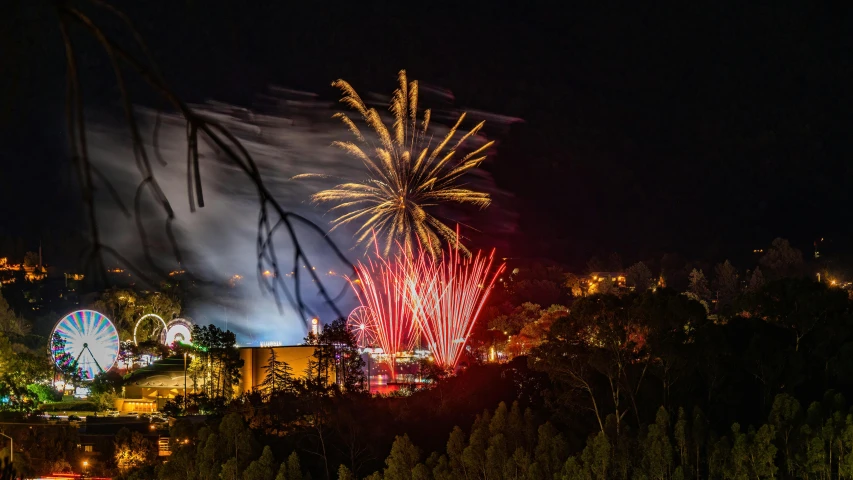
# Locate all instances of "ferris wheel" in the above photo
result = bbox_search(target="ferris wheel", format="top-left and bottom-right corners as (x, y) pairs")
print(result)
(346, 306), (378, 349)
(161, 318), (193, 346)
(133, 313), (168, 346)
(51, 310), (120, 381)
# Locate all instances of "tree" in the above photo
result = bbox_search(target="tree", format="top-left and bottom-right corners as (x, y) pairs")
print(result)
(626, 262), (653, 291)
(564, 273), (584, 297)
(90, 370), (123, 395)
(748, 424), (778, 479)
(638, 407), (673, 479)
(23, 251), (39, 267)
(532, 294), (649, 434)
(713, 260), (739, 310)
(769, 393), (800, 477)
(51, 332), (81, 386)
(260, 348), (294, 397)
(275, 452), (302, 480)
(0, 291), (28, 336)
(90, 288), (140, 340)
(243, 446), (277, 480)
(337, 464), (357, 480)
(760, 238), (804, 279)
(221, 458), (239, 480)
(191, 324), (244, 400)
(748, 267), (766, 292)
(688, 269), (710, 301)
(385, 434), (421, 480)
(114, 428), (154, 473)
(139, 291), (182, 322)
(596, 277), (618, 296)
(743, 277), (847, 352)
(317, 318), (367, 392)
(26, 383), (61, 403)
(489, 303), (542, 337)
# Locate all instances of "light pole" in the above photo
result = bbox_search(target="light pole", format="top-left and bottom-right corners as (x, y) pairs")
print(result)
(183, 352), (188, 413)
(0, 432), (11, 464)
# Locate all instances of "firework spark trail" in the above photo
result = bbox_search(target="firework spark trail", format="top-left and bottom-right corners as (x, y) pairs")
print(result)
(347, 235), (505, 370)
(296, 70), (494, 256)
(347, 252), (419, 358)
(409, 244), (505, 369)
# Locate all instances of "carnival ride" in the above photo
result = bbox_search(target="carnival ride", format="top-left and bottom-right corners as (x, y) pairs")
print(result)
(162, 318), (192, 345)
(51, 310), (120, 380)
(132, 313), (168, 345)
(346, 306), (378, 349)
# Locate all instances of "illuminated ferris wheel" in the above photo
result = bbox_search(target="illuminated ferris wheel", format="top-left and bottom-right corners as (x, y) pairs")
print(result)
(346, 306), (378, 349)
(51, 310), (120, 381)
(133, 313), (168, 346)
(161, 318), (193, 346)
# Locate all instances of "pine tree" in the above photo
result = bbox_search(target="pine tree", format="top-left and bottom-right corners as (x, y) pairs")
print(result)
(260, 348), (294, 396)
(748, 267), (766, 292)
(534, 422), (568, 479)
(688, 269), (710, 301)
(485, 433), (508, 480)
(640, 407), (673, 479)
(674, 407), (690, 473)
(768, 393), (800, 477)
(275, 452), (302, 480)
(748, 424), (778, 479)
(243, 446), (277, 480)
(691, 407), (707, 480)
(446, 426), (466, 478)
(385, 434), (420, 480)
(626, 262), (654, 291)
(507, 401), (525, 454)
(581, 432), (610, 480)
(221, 458), (238, 480)
(337, 464), (357, 480)
(713, 260), (739, 309)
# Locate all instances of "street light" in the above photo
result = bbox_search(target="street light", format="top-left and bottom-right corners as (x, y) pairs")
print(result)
(0, 432), (10, 464)
(183, 352), (188, 412)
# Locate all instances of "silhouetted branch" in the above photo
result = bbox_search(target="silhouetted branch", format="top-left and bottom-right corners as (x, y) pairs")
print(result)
(55, 1), (353, 326)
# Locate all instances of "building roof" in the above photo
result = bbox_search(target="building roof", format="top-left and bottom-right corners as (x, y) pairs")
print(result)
(123, 357), (187, 389)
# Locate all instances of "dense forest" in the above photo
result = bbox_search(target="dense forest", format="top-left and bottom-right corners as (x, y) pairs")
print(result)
(115, 254), (853, 479)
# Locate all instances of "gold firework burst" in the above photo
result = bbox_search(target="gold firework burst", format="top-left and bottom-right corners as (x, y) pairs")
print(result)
(296, 70), (493, 256)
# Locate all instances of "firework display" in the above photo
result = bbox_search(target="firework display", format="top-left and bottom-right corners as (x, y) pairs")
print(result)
(348, 253), (419, 359)
(296, 70), (494, 256)
(409, 246), (505, 369)
(162, 318), (193, 345)
(348, 239), (505, 370)
(347, 306), (379, 349)
(51, 310), (120, 381)
(133, 313), (168, 345)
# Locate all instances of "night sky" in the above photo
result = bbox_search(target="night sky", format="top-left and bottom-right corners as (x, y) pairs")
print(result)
(3, 1), (853, 270)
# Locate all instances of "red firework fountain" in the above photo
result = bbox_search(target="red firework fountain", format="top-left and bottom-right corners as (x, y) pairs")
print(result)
(348, 240), (505, 373)
(410, 246), (505, 369)
(347, 254), (418, 359)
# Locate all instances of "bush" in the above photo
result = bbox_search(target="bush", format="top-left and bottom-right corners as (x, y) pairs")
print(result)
(27, 384), (62, 403)
(40, 401), (97, 412)
(90, 391), (117, 412)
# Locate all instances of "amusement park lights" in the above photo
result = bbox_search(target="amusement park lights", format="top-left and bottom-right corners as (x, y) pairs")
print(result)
(347, 238), (505, 370)
(51, 310), (120, 380)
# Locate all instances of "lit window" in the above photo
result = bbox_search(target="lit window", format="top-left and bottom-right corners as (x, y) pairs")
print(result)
(84, 445), (93, 452)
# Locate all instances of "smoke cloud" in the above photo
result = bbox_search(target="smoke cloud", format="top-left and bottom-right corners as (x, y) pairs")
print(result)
(87, 86), (518, 344)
